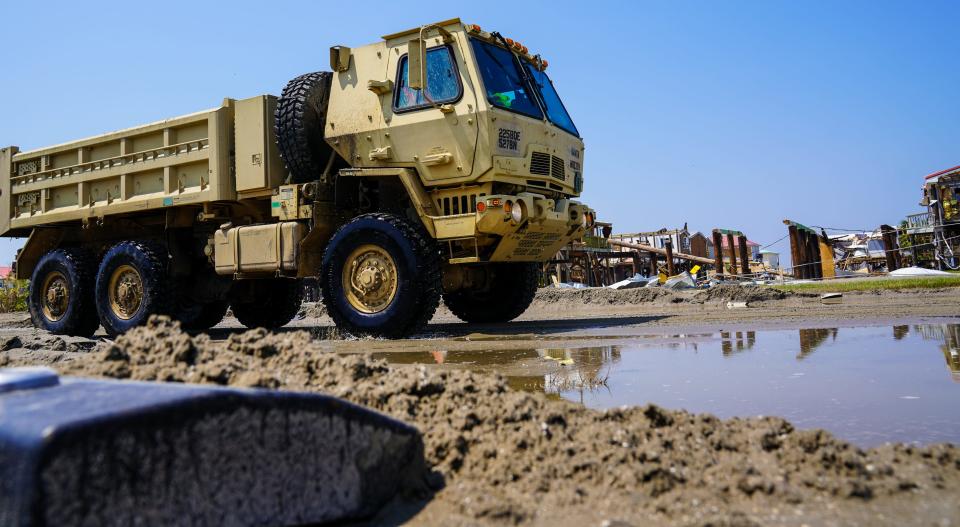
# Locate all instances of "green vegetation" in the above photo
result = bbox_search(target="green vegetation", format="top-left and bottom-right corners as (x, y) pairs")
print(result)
(773, 275), (960, 293)
(0, 280), (29, 313)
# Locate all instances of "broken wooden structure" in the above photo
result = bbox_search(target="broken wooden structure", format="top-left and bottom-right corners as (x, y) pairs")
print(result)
(783, 220), (836, 279)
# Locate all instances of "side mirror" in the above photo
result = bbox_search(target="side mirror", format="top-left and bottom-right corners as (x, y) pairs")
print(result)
(407, 38), (426, 90)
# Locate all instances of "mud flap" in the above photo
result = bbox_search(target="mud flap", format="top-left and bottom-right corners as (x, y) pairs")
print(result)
(0, 367), (426, 526)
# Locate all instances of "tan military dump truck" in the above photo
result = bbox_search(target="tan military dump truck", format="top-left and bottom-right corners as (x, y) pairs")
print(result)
(0, 18), (594, 338)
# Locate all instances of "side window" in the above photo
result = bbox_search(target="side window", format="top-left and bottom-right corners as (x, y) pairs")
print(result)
(395, 46), (462, 111)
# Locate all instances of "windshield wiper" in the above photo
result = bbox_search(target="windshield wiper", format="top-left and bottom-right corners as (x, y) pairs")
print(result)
(489, 32), (548, 119)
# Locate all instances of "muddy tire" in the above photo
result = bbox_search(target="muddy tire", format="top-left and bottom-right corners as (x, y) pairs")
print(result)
(229, 278), (303, 329)
(275, 71), (336, 183)
(443, 263), (539, 323)
(95, 241), (171, 337)
(320, 213), (441, 338)
(29, 248), (100, 337)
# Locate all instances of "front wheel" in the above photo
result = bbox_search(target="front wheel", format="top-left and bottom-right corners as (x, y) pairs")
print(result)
(320, 213), (441, 338)
(95, 241), (171, 337)
(443, 263), (539, 323)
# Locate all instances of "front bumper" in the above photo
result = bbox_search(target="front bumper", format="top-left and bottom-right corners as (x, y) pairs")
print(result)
(432, 192), (594, 262)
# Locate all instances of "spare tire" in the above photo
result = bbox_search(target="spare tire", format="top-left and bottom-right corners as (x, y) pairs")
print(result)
(275, 71), (337, 183)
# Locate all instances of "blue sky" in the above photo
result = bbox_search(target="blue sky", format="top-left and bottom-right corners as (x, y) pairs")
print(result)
(1, 0), (957, 265)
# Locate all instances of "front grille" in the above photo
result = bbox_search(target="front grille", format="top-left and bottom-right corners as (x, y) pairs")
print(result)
(437, 193), (480, 215)
(530, 152), (566, 182)
(551, 155), (565, 180)
(530, 152), (551, 176)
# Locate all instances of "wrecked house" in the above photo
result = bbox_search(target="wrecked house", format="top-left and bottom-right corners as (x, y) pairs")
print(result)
(904, 164), (960, 270)
(831, 232), (887, 272)
(609, 226), (692, 254)
(550, 221), (626, 287)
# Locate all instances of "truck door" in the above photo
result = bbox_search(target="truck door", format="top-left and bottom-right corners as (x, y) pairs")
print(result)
(382, 34), (479, 184)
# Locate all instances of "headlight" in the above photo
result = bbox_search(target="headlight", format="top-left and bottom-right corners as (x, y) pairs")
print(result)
(511, 201), (524, 223)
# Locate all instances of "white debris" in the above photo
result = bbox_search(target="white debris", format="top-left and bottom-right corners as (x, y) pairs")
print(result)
(663, 272), (696, 290)
(889, 266), (953, 277)
(608, 274), (653, 290)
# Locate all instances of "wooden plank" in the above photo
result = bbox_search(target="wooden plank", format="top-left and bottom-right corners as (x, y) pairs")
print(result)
(607, 238), (714, 265)
(712, 229), (724, 277)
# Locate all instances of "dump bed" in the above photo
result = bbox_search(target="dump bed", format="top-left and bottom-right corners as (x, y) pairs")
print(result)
(0, 95), (285, 237)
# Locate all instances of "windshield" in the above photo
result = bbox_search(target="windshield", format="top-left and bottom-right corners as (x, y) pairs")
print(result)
(524, 64), (579, 137)
(470, 38), (543, 120)
(470, 38), (579, 137)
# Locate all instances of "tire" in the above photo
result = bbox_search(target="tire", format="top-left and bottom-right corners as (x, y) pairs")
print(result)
(29, 248), (100, 337)
(443, 263), (539, 323)
(229, 279), (303, 329)
(176, 299), (230, 331)
(95, 241), (171, 337)
(173, 270), (230, 331)
(320, 213), (441, 338)
(275, 71), (336, 183)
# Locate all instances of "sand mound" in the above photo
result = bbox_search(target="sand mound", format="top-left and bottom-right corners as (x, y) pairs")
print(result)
(44, 316), (959, 525)
(693, 284), (799, 303)
(535, 287), (678, 305)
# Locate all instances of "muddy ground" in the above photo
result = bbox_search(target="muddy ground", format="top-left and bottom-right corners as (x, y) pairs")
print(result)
(2, 286), (960, 526)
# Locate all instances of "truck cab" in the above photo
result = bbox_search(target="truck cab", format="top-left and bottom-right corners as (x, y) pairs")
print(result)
(323, 19), (591, 264)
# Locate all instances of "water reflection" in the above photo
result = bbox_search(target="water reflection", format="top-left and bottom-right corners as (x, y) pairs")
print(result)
(893, 325), (909, 340)
(797, 328), (838, 360)
(542, 347), (620, 402)
(372, 346), (621, 395)
(365, 323), (960, 445)
(373, 325), (960, 395)
(720, 331), (756, 356)
(906, 324), (960, 382)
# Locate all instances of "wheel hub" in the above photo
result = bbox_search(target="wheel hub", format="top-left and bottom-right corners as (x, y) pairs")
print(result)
(342, 245), (398, 314)
(41, 271), (69, 322)
(108, 264), (144, 320)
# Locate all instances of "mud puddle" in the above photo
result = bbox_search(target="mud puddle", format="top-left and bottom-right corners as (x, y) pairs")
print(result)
(361, 323), (960, 447)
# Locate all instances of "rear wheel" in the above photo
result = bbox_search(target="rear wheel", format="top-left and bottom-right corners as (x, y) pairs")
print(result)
(443, 263), (539, 323)
(229, 279), (303, 329)
(173, 269), (231, 331)
(320, 213), (441, 338)
(176, 299), (230, 331)
(95, 241), (171, 337)
(29, 248), (100, 337)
